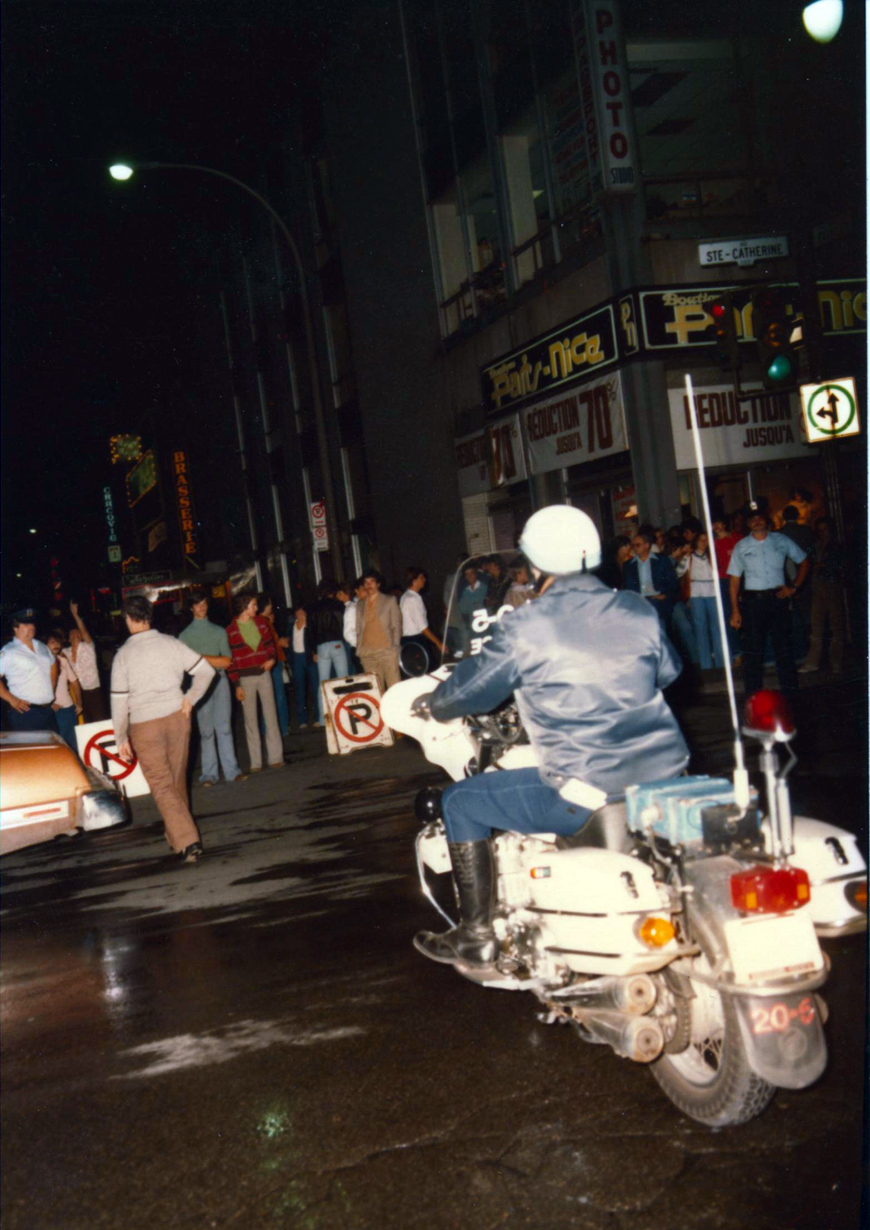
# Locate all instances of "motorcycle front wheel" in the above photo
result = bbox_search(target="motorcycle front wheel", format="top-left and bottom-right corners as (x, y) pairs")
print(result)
(651, 955), (776, 1127)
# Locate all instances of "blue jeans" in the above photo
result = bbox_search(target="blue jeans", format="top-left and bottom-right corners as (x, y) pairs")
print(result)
(316, 641), (350, 722)
(669, 601), (699, 665)
(195, 673), (242, 783)
(292, 653), (320, 726)
(55, 705), (79, 752)
(271, 664), (290, 737)
(689, 596), (725, 669)
(7, 704), (58, 733)
(442, 767), (592, 843)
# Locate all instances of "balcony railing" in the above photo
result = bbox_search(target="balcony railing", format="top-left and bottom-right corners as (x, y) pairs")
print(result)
(438, 201), (603, 339)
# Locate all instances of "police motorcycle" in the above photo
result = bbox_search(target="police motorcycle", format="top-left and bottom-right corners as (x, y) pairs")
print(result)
(383, 433), (866, 1127)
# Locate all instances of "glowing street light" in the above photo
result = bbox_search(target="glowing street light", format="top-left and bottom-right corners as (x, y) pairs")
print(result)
(108, 163), (134, 181)
(802, 0), (843, 42)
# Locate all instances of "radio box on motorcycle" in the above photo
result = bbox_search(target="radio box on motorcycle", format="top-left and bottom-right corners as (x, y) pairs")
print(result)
(626, 776), (756, 848)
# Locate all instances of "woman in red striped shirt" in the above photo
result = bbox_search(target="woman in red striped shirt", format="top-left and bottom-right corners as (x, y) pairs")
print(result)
(227, 593), (284, 772)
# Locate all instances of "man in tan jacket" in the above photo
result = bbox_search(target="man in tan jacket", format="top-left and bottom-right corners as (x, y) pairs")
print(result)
(355, 570), (401, 692)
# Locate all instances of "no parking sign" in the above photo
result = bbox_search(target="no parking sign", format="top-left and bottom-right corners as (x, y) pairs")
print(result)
(323, 674), (394, 755)
(75, 721), (152, 798)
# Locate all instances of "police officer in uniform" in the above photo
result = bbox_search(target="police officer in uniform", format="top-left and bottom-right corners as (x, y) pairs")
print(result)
(0, 608), (59, 733)
(411, 506), (689, 969)
(727, 500), (808, 701)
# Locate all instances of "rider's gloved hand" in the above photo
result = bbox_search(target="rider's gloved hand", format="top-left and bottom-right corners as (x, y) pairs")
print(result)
(411, 693), (434, 721)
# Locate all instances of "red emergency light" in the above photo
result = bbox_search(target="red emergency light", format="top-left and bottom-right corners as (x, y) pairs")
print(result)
(731, 864), (810, 915)
(743, 690), (795, 736)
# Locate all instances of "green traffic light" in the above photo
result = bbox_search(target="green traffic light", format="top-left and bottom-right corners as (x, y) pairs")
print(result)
(767, 354), (794, 383)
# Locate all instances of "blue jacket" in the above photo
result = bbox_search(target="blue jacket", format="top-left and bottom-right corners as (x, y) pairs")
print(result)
(622, 553), (680, 615)
(430, 572), (689, 796)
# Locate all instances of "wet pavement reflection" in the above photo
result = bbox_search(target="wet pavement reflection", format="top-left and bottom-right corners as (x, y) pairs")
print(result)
(1, 686), (866, 1230)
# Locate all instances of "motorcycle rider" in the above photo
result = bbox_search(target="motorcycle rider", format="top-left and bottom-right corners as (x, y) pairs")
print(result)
(411, 505), (689, 968)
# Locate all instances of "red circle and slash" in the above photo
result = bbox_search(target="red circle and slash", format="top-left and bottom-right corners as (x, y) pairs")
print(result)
(83, 729), (138, 780)
(333, 693), (385, 744)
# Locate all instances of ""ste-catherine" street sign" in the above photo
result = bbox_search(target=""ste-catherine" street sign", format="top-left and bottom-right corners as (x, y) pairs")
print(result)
(698, 236), (788, 268)
(800, 378), (860, 443)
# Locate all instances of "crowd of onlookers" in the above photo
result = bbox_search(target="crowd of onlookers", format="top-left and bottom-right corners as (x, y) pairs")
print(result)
(1, 493), (850, 778)
(0, 499), (849, 868)
(593, 495), (846, 698)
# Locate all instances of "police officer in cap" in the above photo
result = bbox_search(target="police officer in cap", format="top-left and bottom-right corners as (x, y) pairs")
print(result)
(727, 498), (808, 701)
(0, 608), (59, 732)
(411, 506), (689, 969)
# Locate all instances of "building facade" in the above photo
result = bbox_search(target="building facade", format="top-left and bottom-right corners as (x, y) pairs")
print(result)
(318, 0), (864, 593)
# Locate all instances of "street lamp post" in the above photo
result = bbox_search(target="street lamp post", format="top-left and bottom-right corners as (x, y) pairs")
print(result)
(108, 161), (343, 580)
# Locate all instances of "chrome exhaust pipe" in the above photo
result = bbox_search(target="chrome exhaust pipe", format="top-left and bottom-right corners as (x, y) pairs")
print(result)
(571, 1010), (665, 1062)
(549, 974), (657, 1016)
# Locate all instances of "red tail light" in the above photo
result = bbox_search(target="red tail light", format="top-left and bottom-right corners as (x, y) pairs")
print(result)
(744, 690), (795, 736)
(731, 864), (811, 914)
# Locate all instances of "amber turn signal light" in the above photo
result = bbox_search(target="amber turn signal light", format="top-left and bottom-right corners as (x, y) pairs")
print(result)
(637, 916), (676, 948)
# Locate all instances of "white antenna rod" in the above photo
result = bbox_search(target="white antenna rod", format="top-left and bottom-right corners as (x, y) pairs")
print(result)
(684, 373), (751, 809)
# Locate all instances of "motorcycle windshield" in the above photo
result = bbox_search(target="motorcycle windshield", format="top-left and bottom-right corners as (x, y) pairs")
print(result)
(444, 554), (522, 662)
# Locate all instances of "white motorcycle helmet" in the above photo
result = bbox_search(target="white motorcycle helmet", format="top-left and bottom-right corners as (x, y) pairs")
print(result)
(519, 505), (602, 574)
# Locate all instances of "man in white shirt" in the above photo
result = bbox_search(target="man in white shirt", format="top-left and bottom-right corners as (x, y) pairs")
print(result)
(728, 502), (808, 700)
(111, 595), (215, 864)
(400, 568), (444, 668)
(0, 608), (59, 733)
(65, 601), (107, 722)
(342, 577), (366, 673)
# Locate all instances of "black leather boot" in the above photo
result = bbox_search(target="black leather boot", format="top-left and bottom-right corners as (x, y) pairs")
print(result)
(414, 841), (498, 967)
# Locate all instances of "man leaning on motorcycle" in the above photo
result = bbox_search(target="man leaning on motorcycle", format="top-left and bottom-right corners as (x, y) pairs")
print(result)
(411, 506), (690, 969)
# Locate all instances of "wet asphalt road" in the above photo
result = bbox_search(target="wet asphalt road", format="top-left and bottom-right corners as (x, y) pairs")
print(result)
(1, 674), (867, 1230)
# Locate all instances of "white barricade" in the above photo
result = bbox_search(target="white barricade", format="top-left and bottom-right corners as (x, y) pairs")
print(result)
(322, 673), (394, 755)
(75, 720), (151, 798)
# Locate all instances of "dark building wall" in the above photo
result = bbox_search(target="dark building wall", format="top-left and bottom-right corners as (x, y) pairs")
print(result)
(321, 2), (466, 590)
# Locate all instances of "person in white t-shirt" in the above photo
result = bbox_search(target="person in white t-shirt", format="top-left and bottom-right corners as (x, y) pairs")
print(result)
(65, 601), (107, 722)
(342, 577), (366, 673)
(400, 568), (444, 667)
(290, 606), (319, 729)
(47, 629), (83, 752)
(686, 533), (724, 670)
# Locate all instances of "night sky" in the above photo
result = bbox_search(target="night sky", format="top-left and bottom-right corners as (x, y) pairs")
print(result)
(1, 1), (330, 605)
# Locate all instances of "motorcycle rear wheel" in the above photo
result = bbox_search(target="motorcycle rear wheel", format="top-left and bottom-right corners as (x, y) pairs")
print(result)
(651, 956), (776, 1127)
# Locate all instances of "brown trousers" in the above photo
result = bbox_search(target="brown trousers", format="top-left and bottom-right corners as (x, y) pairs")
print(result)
(129, 708), (200, 852)
(358, 648), (400, 694)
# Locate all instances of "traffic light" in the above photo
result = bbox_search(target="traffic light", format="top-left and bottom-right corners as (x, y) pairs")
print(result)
(702, 292), (739, 371)
(751, 286), (799, 389)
